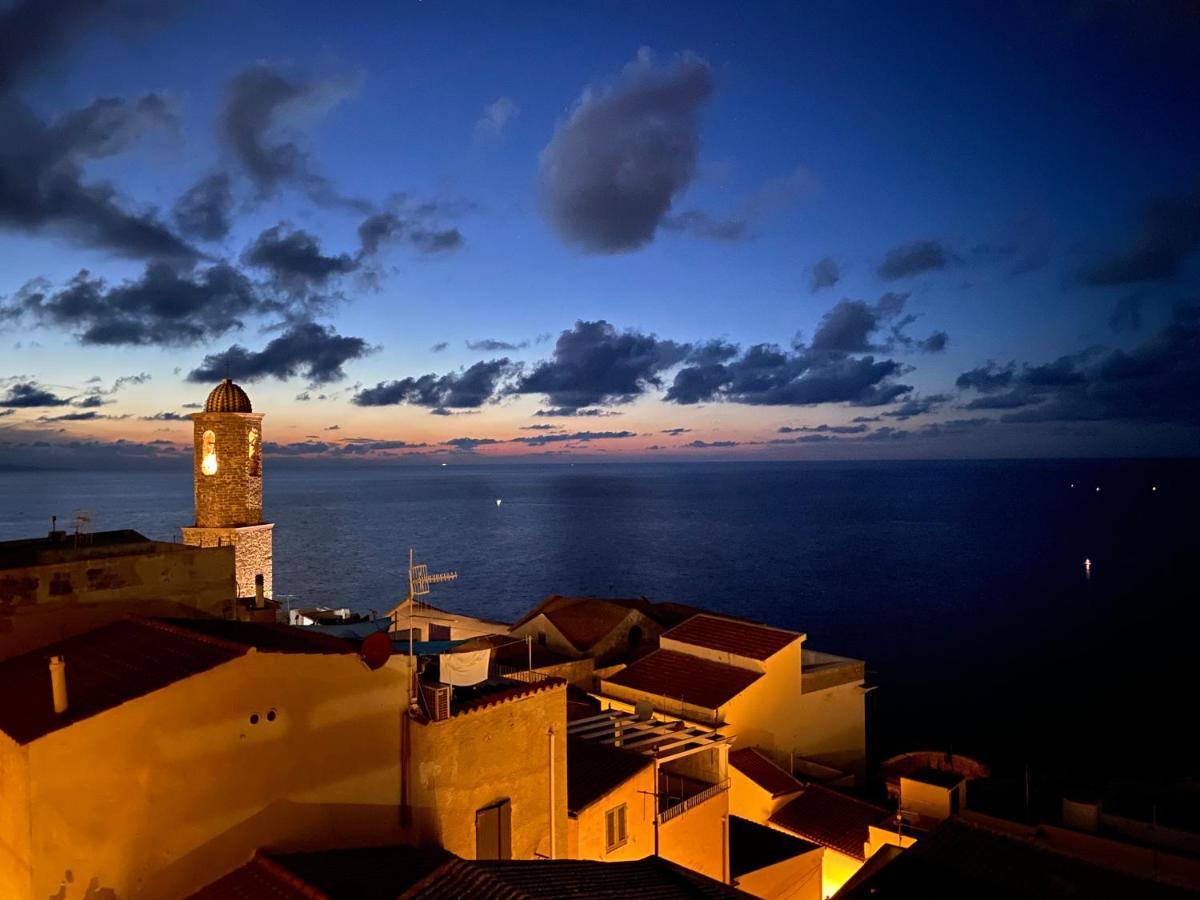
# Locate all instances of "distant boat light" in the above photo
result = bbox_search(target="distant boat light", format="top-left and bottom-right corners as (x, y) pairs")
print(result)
(1084, 558), (1092, 578)
(496, 498), (502, 506)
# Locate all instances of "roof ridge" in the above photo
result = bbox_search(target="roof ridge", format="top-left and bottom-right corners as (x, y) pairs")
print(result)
(132, 616), (252, 654)
(670, 612), (802, 637)
(253, 852), (331, 900)
(801, 781), (889, 814)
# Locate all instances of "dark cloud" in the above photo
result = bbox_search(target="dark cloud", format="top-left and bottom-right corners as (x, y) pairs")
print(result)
(1082, 192), (1200, 285)
(959, 308), (1200, 424)
(219, 63), (362, 207)
(443, 436), (503, 451)
(810, 256), (840, 292)
(141, 411), (187, 420)
(1, 382), (70, 408)
(466, 338), (527, 352)
(684, 439), (739, 448)
(539, 49), (713, 253)
(40, 410), (122, 422)
(882, 394), (950, 420)
(430, 341), (449, 353)
(956, 362), (1016, 393)
(0, 94), (196, 260)
(877, 240), (950, 280)
(242, 223), (357, 290)
(811, 295), (904, 353)
(521, 424), (559, 431)
(187, 321), (370, 384)
(661, 427), (691, 435)
(532, 407), (623, 418)
(356, 211), (462, 256)
(172, 173), (234, 241)
(514, 320), (689, 412)
(354, 359), (513, 409)
(5, 262), (272, 346)
(510, 430), (636, 447)
(777, 424), (869, 435)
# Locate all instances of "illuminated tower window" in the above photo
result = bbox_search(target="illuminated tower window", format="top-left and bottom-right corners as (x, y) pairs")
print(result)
(248, 429), (261, 477)
(201, 430), (218, 475)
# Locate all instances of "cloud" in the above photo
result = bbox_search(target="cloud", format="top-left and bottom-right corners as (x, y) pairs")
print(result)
(172, 173), (234, 241)
(532, 407), (623, 417)
(0, 382), (70, 408)
(877, 240), (951, 280)
(661, 427), (691, 435)
(141, 411), (187, 420)
(509, 429), (636, 447)
(956, 362), (1015, 393)
(242, 223), (357, 290)
(219, 63), (361, 206)
(881, 394), (950, 420)
(356, 211), (463, 256)
(39, 410), (124, 422)
(430, 341), (449, 352)
(466, 338), (528, 352)
(684, 439), (739, 448)
(539, 49), (713, 253)
(0, 94), (197, 261)
(514, 319), (690, 412)
(187, 321), (371, 384)
(811, 295), (904, 353)
(663, 166), (817, 244)
(521, 424), (559, 431)
(443, 436), (503, 451)
(474, 96), (519, 142)
(5, 262), (274, 346)
(810, 256), (840, 292)
(958, 307), (1200, 424)
(1081, 191), (1200, 285)
(353, 358), (514, 409)
(777, 423), (869, 435)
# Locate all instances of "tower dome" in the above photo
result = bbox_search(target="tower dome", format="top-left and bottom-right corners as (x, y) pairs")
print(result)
(204, 378), (252, 413)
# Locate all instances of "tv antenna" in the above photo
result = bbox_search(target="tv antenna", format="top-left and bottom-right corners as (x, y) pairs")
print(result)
(401, 548), (458, 658)
(72, 509), (94, 547)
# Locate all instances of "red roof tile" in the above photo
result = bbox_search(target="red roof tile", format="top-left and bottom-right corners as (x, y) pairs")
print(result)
(662, 614), (800, 660)
(730, 747), (804, 797)
(0, 618), (246, 745)
(603, 649), (762, 710)
(768, 784), (889, 860)
(567, 734), (653, 813)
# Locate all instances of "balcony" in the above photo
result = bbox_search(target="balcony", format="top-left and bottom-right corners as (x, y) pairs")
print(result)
(658, 777), (730, 824)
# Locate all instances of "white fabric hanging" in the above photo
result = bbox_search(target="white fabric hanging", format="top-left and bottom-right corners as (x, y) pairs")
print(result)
(438, 648), (491, 686)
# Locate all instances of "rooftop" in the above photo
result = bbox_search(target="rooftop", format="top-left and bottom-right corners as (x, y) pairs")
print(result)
(835, 817), (1198, 899)
(0, 617), (359, 745)
(904, 766), (965, 790)
(204, 377), (252, 413)
(662, 614), (801, 661)
(515, 595), (655, 651)
(768, 784), (890, 861)
(567, 734), (653, 813)
(729, 747), (804, 798)
(729, 815), (820, 879)
(567, 708), (729, 762)
(191, 846), (752, 899)
(0, 528), (184, 571)
(603, 648), (763, 710)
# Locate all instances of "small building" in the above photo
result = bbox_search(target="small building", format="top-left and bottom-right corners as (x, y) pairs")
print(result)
(565, 734), (656, 862)
(599, 613), (868, 782)
(509, 595), (674, 666)
(389, 596), (511, 642)
(191, 845), (754, 898)
(834, 816), (1198, 899)
(729, 746), (804, 823)
(0, 528), (235, 661)
(768, 783), (890, 898)
(729, 815), (824, 900)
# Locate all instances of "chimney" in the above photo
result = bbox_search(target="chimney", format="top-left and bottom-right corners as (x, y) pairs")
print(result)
(255, 573), (264, 608)
(49, 656), (68, 714)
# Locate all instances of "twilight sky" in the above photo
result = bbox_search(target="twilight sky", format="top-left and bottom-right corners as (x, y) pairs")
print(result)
(1, 0), (1198, 467)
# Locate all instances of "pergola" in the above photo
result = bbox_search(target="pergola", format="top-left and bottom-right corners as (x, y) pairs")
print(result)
(567, 708), (731, 765)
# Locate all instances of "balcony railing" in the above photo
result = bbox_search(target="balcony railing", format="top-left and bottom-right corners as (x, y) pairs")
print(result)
(657, 779), (729, 824)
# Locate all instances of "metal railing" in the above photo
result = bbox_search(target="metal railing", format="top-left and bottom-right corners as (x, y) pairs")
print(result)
(657, 779), (729, 824)
(494, 664), (554, 683)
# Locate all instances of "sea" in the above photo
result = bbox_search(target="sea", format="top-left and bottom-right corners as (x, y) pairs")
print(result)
(3, 458), (1196, 795)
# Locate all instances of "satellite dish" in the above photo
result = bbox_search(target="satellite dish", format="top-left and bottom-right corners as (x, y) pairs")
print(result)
(360, 630), (393, 671)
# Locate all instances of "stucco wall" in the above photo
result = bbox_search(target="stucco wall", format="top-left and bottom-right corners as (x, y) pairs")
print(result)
(789, 681), (866, 780)
(572, 762), (655, 862)
(25, 650), (412, 899)
(408, 683), (567, 862)
(0, 544), (235, 661)
(734, 845), (824, 900)
(658, 790), (729, 883)
(821, 848), (863, 898)
(0, 735), (30, 900)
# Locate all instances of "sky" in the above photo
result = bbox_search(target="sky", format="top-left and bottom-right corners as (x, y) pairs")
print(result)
(1, 0), (1198, 467)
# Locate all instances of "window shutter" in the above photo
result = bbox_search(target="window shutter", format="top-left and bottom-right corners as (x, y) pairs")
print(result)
(499, 799), (512, 860)
(606, 810), (615, 849)
(476, 804), (500, 860)
(618, 804), (627, 843)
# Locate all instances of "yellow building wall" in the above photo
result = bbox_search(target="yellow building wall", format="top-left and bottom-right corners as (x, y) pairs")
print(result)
(820, 848), (863, 899)
(729, 765), (795, 825)
(734, 845), (824, 900)
(24, 650), (413, 899)
(0, 544), (235, 661)
(658, 791), (729, 883)
(571, 763), (655, 862)
(790, 682), (867, 780)
(408, 683), (567, 862)
(898, 777), (961, 821)
(0, 735), (31, 900)
(510, 614), (578, 659)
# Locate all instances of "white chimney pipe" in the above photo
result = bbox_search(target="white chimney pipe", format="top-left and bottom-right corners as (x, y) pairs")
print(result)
(49, 655), (68, 714)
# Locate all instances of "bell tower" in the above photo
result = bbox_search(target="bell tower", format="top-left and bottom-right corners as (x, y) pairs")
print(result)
(181, 379), (274, 600)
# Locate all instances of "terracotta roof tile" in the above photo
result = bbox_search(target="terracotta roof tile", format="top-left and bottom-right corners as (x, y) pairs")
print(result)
(0, 618), (246, 745)
(662, 614), (800, 660)
(603, 649), (762, 710)
(567, 734), (653, 813)
(730, 747), (804, 797)
(768, 784), (890, 860)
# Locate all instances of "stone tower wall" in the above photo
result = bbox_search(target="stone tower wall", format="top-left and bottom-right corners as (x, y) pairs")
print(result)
(192, 412), (264, 528)
(181, 523), (274, 599)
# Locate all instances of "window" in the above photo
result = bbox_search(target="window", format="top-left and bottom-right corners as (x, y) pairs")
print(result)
(537, 629), (547, 646)
(605, 803), (628, 853)
(248, 429), (261, 476)
(475, 799), (512, 860)
(628, 625), (643, 650)
(429, 622), (452, 641)
(201, 430), (218, 475)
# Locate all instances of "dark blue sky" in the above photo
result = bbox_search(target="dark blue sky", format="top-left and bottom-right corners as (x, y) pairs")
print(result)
(1, 0), (1197, 466)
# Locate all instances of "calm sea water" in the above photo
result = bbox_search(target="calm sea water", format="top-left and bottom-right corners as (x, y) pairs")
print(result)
(3, 459), (1196, 786)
